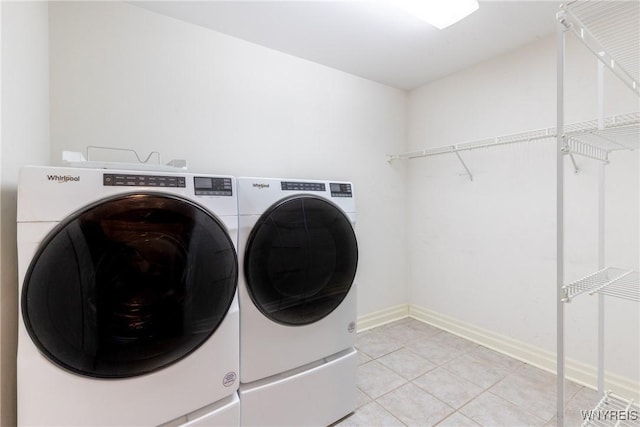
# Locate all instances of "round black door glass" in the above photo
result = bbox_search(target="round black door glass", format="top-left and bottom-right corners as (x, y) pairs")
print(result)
(22, 193), (238, 379)
(244, 196), (358, 326)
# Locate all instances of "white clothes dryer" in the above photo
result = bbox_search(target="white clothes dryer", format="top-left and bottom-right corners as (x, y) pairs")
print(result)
(237, 177), (358, 427)
(17, 165), (240, 427)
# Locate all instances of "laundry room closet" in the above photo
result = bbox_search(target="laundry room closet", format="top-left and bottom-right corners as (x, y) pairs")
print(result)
(1, 1), (638, 426)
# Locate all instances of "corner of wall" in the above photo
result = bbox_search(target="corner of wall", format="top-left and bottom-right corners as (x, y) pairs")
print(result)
(1, 2), (50, 425)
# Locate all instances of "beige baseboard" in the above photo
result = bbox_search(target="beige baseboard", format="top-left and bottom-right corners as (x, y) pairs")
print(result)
(356, 304), (408, 332)
(357, 304), (639, 401)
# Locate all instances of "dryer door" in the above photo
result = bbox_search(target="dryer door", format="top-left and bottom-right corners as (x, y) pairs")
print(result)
(21, 193), (237, 379)
(244, 196), (358, 326)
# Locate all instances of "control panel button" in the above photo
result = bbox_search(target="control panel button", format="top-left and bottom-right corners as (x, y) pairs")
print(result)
(281, 181), (326, 192)
(103, 173), (187, 188)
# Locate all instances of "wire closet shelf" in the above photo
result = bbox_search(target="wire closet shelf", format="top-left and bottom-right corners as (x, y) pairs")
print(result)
(558, 0), (640, 96)
(563, 268), (640, 303)
(557, 1), (640, 427)
(386, 111), (639, 164)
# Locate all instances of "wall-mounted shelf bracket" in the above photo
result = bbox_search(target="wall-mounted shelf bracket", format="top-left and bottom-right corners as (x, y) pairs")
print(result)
(561, 139), (581, 174)
(452, 146), (473, 181)
(567, 151), (579, 174)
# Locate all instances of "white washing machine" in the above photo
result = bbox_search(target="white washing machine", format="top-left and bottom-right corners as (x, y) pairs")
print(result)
(237, 177), (359, 427)
(17, 165), (240, 427)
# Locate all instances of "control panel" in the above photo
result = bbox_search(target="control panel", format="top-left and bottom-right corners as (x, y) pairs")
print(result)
(102, 173), (233, 196)
(103, 173), (186, 188)
(330, 183), (353, 198)
(281, 181), (326, 192)
(193, 177), (233, 196)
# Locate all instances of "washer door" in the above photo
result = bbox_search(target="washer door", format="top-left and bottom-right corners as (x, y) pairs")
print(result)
(244, 196), (358, 326)
(22, 193), (238, 379)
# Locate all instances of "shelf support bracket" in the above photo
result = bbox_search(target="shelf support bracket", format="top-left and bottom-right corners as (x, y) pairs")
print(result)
(560, 138), (580, 174)
(567, 151), (580, 174)
(452, 146), (473, 181)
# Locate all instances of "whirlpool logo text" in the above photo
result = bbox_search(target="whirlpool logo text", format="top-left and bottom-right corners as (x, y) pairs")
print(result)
(47, 175), (80, 183)
(252, 183), (270, 189)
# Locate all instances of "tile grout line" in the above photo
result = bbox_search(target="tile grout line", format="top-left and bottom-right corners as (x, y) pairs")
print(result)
(362, 339), (471, 426)
(354, 319), (590, 427)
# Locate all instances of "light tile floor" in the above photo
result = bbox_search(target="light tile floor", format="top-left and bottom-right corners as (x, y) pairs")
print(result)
(335, 317), (601, 427)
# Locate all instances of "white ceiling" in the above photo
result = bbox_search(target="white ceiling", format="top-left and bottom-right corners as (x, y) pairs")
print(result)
(131, 1), (563, 90)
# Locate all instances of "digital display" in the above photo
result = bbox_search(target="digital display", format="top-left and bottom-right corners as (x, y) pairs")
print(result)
(194, 177), (213, 189)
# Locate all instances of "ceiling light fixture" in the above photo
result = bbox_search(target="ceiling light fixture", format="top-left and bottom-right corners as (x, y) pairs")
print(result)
(391, 0), (480, 29)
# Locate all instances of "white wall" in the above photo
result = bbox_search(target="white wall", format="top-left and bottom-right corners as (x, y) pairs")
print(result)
(407, 34), (639, 386)
(0, 2), (51, 425)
(48, 2), (408, 319)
